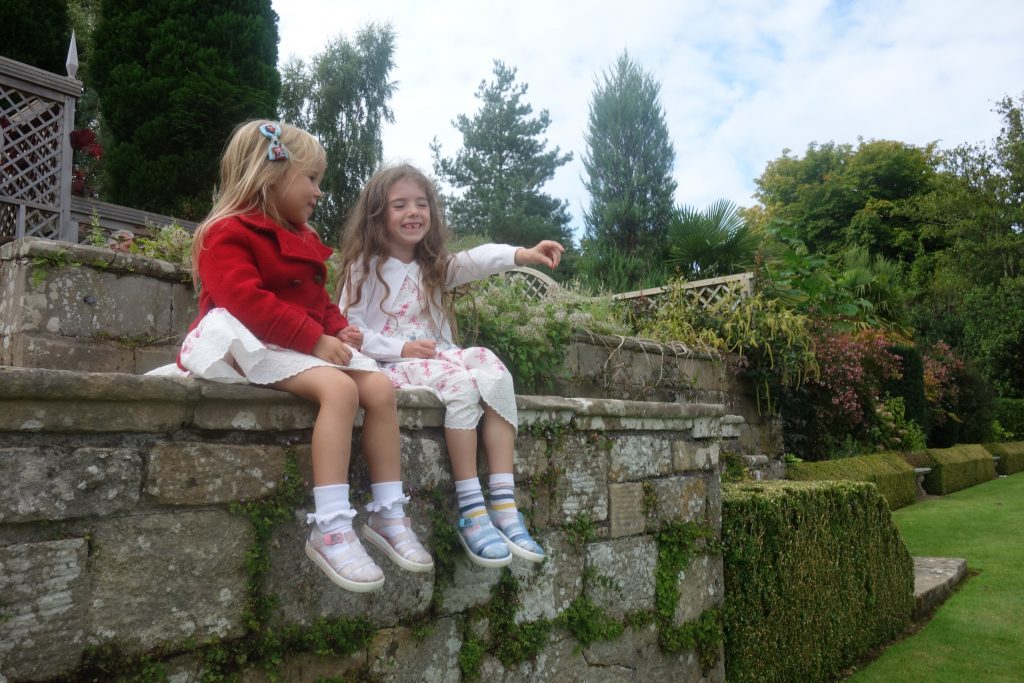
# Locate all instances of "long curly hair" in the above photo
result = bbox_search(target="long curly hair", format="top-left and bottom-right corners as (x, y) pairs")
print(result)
(338, 163), (453, 329)
(190, 120), (326, 284)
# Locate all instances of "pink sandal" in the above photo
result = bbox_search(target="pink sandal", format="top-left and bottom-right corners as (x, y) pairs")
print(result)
(306, 527), (385, 592)
(362, 514), (434, 573)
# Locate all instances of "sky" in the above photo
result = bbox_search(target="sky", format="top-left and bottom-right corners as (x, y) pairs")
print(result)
(272, 0), (1024, 241)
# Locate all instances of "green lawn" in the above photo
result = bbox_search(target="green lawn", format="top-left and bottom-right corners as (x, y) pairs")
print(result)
(848, 472), (1024, 682)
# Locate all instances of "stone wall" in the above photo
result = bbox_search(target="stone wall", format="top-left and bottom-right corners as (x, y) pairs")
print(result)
(0, 237), (194, 374)
(0, 366), (732, 682)
(557, 331), (781, 456)
(1, 237), (781, 458)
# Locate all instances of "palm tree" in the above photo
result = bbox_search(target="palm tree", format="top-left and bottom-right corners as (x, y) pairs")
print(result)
(666, 199), (764, 279)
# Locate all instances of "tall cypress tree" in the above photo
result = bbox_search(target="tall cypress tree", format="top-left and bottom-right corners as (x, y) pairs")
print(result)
(582, 51), (676, 255)
(91, 0), (279, 220)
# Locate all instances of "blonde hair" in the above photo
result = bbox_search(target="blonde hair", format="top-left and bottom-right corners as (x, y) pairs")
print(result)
(339, 163), (452, 329)
(190, 120), (326, 283)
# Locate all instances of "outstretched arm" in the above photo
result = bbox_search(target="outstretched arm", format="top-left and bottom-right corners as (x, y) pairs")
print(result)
(514, 240), (564, 270)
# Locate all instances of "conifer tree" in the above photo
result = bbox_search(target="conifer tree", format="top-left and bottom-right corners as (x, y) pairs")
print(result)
(582, 51), (676, 255)
(91, 0), (279, 219)
(432, 60), (573, 248)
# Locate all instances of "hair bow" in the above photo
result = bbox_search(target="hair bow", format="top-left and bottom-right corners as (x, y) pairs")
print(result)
(258, 123), (289, 161)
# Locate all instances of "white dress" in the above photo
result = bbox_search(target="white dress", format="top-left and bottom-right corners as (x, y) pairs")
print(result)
(147, 307), (379, 384)
(378, 275), (518, 431)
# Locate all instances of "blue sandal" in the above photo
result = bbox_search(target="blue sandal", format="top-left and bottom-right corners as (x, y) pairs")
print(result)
(490, 510), (546, 563)
(457, 515), (512, 568)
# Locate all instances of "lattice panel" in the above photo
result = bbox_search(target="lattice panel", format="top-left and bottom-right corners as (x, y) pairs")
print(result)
(504, 267), (559, 300)
(0, 83), (64, 226)
(685, 281), (747, 309)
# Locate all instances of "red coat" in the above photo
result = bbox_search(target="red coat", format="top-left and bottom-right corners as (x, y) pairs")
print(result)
(183, 212), (348, 356)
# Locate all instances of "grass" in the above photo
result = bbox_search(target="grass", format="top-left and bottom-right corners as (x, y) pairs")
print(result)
(847, 472), (1024, 682)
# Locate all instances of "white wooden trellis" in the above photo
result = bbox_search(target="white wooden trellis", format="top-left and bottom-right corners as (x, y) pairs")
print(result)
(610, 272), (754, 309)
(0, 53), (82, 244)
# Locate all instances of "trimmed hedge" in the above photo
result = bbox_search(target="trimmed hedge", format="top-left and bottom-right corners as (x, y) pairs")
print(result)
(982, 441), (1024, 476)
(994, 398), (1024, 438)
(922, 444), (996, 495)
(786, 453), (917, 510)
(722, 481), (913, 683)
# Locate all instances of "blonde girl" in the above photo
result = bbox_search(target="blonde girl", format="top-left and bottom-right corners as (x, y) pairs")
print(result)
(339, 163), (563, 567)
(169, 122), (432, 592)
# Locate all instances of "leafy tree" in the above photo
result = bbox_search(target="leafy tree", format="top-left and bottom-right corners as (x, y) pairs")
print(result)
(582, 50), (676, 260)
(0, 0), (71, 75)
(754, 139), (940, 263)
(432, 60), (573, 250)
(278, 23), (396, 245)
(91, 0), (279, 220)
(667, 199), (765, 279)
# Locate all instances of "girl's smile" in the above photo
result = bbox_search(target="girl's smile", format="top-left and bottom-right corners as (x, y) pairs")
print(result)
(384, 178), (431, 262)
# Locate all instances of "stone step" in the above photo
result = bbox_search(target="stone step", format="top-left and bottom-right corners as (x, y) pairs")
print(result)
(913, 556), (967, 619)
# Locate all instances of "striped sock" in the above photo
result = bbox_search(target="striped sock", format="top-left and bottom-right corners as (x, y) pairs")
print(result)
(455, 477), (487, 522)
(487, 472), (518, 524)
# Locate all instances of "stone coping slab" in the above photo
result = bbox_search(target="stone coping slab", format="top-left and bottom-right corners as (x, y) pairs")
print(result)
(913, 556), (968, 619)
(0, 366), (729, 434)
(0, 236), (191, 283)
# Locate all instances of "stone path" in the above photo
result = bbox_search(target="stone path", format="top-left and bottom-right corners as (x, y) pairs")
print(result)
(913, 556), (967, 619)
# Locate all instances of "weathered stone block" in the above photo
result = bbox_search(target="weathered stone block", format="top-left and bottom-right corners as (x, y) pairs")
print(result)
(265, 517), (433, 629)
(607, 434), (673, 482)
(673, 553), (725, 624)
(511, 531), (585, 622)
(585, 536), (657, 620)
(0, 539), (89, 681)
(673, 439), (720, 472)
(608, 482), (646, 538)
(192, 381), (316, 431)
(89, 511), (251, 651)
(585, 623), (719, 681)
(368, 618), (462, 682)
(4, 332), (135, 372)
(239, 651), (366, 683)
(400, 432), (451, 490)
(646, 476), (708, 528)
(512, 433), (551, 480)
(691, 417), (721, 439)
(146, 442), (287, 505)
(0, 446), (141, 522)
(550, 434), (609, 524)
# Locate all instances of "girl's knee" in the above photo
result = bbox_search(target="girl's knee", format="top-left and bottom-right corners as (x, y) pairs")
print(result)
(359, 372), (398, 409)
(320, 373), (359, 412)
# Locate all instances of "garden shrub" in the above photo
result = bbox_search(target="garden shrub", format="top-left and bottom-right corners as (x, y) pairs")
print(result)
(922, 444), (996, 495)
(453, 276), (630, 393)
(899, 450), (935, 469)
(994, 398), (1024, 439)
(722, 481), (913, 683)
(786, 452), (917, 510)
(982, 441), (1024, 476)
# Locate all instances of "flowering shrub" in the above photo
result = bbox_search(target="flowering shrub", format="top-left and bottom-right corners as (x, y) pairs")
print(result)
(454, 277), (630, 393)
(641, 279), (819, 414)
(780, 324), (907, 459)
(809, 325), (903, 435)
(69, 127), (103, 197)
(922, 340), (963, 437)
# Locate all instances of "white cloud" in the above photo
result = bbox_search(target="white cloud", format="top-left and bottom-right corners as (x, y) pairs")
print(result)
(273, 0), (1024, 241)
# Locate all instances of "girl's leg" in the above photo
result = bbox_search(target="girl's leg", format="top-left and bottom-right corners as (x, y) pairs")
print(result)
(446, 425), (511, 568)
(272, 367), (384, 591)
(348, 371), (432, 571)
(480, 406), (546, 562)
